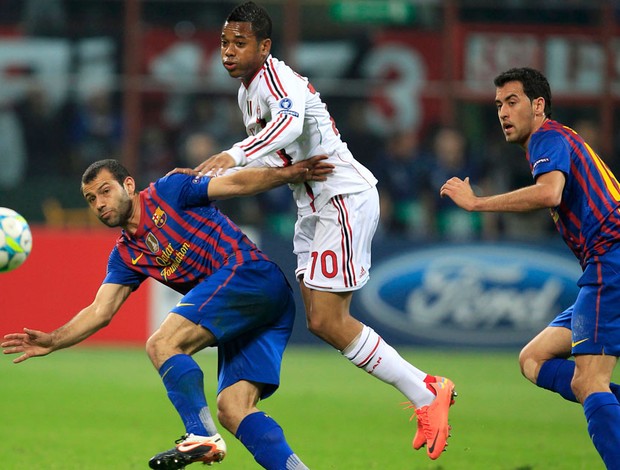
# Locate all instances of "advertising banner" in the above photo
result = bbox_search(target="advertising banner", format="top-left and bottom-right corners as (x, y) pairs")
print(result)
(0, 227), (149, 345)
(0, 229), (581, 349)
(354, 239), (581, 348)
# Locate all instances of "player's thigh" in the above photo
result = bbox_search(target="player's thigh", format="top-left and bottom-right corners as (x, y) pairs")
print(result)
(519, 325), (572, 380)
(573, 251), (620, 356)
(522, 325), (572, 360)
(155, 312), (216, 355)
(306, 287), (353, 322)
(294, 188), (379, 292)
(524, 303), (573, 361)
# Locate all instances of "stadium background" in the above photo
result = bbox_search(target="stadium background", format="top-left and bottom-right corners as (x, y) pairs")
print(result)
(2, 2), (619, 469)
(1, 0), (618, 347)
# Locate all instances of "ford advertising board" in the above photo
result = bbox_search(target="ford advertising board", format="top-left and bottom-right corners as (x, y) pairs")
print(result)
(356, 243), (581, 348)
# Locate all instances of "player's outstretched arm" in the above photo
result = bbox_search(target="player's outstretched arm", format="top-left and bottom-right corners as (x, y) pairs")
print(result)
(440, 171), (565, 212)
(1, 283), (132, 363)
(208, 155), (334, 199)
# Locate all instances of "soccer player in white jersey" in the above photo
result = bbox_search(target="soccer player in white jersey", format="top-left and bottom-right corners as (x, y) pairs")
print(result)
(195, 1), (457, 460)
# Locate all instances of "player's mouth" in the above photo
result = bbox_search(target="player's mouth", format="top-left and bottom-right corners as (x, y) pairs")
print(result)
(503, 123), (514, 134)
(223, 61), (237, 72)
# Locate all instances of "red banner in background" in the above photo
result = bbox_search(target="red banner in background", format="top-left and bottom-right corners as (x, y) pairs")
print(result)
(0, 227), (149, 345)
(454, 23), (617, 100)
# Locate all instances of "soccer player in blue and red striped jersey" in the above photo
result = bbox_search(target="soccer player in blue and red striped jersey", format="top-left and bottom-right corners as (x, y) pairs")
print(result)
(440, 67), (620, 469)
(1, 156), (332, 470)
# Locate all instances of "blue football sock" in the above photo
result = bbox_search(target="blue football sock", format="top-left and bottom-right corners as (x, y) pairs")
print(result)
(536, 358), (578, 402)
(537, 358), (620, 403)
(159, 354), (217, 436)
(235, 411), (308, 470)
(584, 392), (620, 469)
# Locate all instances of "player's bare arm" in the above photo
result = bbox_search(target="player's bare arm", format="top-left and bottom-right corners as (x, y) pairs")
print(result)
(1, 283), (132, 363)
(209, 155), (334, 199)
(440, 170), (565, 212)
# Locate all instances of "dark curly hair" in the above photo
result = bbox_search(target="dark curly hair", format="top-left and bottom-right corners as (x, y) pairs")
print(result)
(226, 1), (272, 41)
(494, 67), (552, 118)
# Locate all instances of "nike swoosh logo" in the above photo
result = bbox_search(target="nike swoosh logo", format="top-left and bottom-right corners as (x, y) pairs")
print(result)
(175, 302), (195, 307)
(572, 338), (589, 348)
(131, 253), (144, 265)
(177, 441), (214, 453)
(160, 365), (174, 381)
(427, 430), (440, 455)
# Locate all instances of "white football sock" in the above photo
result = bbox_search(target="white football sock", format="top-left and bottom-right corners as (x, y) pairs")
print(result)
(342, 324), (435, 407)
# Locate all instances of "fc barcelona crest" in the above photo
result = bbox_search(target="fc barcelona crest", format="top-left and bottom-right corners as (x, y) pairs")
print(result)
(152, 207), (167, 228)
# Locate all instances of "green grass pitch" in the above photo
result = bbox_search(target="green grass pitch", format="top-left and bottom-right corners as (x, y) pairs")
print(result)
(0, 345), (609, 469)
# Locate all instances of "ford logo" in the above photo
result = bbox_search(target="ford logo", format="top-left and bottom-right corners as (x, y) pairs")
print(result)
(358, 244), (581, 347)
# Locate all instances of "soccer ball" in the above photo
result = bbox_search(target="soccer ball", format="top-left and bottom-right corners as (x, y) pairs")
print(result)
(0, 207), (33, 273)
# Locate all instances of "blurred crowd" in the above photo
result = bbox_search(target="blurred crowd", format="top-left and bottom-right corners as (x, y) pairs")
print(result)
(1, 0), (616, 243)
(4, 78), (610, 243)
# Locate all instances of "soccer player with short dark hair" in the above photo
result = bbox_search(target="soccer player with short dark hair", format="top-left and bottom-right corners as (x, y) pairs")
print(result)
(440, 66), (620, 468)
(2, 156), (332, 470)
(192, 1), (457, 461)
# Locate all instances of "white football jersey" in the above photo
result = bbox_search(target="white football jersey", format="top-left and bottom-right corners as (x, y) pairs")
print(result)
(224, 55), (377, 213)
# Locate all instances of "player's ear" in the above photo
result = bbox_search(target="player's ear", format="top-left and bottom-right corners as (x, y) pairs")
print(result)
(533, 97), (545, 117)
(123, 176), (136, 196)
(260, 38), (271, 57)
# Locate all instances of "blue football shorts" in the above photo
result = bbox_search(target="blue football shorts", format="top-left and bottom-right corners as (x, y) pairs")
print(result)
(549, 245), (620, 356)
(171, 259), (295, 399)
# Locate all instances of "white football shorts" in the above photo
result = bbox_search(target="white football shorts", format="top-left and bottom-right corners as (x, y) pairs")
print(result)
(294, 187), (379, 292)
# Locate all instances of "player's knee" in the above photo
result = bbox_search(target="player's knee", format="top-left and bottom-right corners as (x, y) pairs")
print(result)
(570, 375), (587, 403)
(145, 332), (157, 358)
(518, 344), (538, 383)
(216, 408), (234, 434)
(145, 330), (168, 366)
(307, 314), (342, 343)
(570, 371), (601, 403)
(306, 314), (326, 337)
(216, 396), (245, 434)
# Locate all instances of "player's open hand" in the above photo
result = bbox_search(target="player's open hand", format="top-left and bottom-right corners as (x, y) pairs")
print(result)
(195, 153), (236, 176)
(1, 328), (53, 363)
(286, 155), (335, 184)
(165, 167), (201, 177)
(440, 176), (477, 211)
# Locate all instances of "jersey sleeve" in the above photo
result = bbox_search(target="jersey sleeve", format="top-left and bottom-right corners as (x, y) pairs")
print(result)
(528, 130), (571, 180)
(225, 68), (306, 166)
(153, 173), (214, 208)
(102, 246), (147, 290)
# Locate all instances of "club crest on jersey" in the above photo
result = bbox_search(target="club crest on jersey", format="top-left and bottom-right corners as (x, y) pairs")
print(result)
(152, 207), (167, 228)
(146, 232), (160, 254)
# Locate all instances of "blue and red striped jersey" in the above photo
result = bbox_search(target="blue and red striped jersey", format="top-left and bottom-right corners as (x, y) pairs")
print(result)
(527, 119), (620, 266)
(102, 173), (267, 293)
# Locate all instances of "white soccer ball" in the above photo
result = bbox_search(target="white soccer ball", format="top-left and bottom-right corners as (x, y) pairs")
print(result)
(0, 207), (33, 273)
